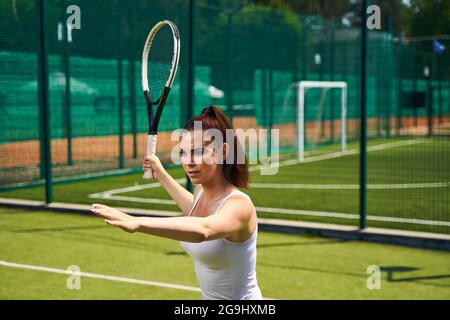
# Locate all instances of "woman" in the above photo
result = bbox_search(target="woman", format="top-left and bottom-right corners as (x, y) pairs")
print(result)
(91, 106), (262, 300)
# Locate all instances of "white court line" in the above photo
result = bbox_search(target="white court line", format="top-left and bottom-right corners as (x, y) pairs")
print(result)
(89, 194), (176, 205)
(249, 138), (427, 171)
(249, 151), (345, 172)
(0, 260), (276, 299)
(94, 178), (185, 196)
(256, 207), (359, 220)
(0, 260), (201, 293)
(367, 138), (426, 152)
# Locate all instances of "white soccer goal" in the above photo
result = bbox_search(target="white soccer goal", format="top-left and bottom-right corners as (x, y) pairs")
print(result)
(295, 81), (347, 162)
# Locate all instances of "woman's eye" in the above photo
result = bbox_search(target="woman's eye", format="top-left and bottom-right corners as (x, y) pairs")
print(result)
(193, 149), (203, 157)
(179, 150), (189, 159)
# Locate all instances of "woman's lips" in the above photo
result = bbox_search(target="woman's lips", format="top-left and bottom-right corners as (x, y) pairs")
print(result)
(187, 170), (200, 177)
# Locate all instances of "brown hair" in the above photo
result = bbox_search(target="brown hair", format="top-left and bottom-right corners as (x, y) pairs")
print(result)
(183, 105), (250, 188)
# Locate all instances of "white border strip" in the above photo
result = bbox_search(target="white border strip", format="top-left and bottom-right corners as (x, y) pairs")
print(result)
(256, 207), (450, 227)
(250, 182), (449, 190)
(88, 193), (450, 227)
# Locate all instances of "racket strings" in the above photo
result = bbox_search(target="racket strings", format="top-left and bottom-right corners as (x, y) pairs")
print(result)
(147, 25), (175, 102)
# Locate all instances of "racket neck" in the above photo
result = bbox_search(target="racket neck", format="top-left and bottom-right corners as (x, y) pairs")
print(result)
(144, 90), (154, 134)
(151, 86), (171, 135)
(144, 87), (171, 135)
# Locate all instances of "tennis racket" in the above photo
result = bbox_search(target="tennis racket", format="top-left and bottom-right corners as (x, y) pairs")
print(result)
(142, 20), (180, 179)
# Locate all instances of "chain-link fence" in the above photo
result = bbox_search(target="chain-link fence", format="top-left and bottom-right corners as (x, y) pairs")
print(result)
(0, 0), (448, 234)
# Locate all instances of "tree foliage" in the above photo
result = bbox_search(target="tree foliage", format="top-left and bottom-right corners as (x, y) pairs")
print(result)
(407, 0), (450, 36)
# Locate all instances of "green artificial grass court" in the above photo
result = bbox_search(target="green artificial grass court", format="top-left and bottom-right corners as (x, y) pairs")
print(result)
(0, 207), (449, 299)
(0, 137), (448, 234)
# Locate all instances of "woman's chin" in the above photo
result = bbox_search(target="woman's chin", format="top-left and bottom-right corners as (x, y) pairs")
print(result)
(188, 176), (202, 184)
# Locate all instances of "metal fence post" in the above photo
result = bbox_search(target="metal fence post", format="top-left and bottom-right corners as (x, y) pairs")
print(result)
(38, 0), (52, 203)
(63, 0), (73, 166)
(117, 2), (124, 169)
(128, 1), (137, 160)
(359, 0), (368, 229)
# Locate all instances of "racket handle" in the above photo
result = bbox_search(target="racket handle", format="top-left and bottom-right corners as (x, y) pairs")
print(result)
(143, 134), (157, 179)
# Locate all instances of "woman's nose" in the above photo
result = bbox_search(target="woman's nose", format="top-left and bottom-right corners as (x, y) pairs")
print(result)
(182, 157), (195, 166)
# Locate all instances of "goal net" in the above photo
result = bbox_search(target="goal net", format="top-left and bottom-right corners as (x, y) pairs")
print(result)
(292, 81), (347, 162)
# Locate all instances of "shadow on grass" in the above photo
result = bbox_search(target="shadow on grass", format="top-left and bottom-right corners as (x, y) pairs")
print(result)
(380, 266), (450, 287)
(0, 209), (38, 216)
(259, 262), (364, 280)
(259, 262), (450, 288)
(257, 239), (349, 249)
(166, 251), (188, 256)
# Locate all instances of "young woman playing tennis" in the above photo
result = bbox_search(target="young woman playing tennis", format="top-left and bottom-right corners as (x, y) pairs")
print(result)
(91, 106), (263, 300)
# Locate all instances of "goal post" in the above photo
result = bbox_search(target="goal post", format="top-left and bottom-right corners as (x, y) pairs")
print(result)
(296, 81), (347, 162)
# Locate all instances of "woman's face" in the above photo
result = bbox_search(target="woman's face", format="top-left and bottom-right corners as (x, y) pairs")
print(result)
(179, 130), (226, 185)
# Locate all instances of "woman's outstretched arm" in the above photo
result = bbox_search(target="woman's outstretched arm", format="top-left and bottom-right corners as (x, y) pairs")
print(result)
(91, 204), (206, 242)
(91, 197), (251, 242)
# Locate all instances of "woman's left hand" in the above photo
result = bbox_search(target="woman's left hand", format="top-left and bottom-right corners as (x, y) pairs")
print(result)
(91, 204), (140, 233)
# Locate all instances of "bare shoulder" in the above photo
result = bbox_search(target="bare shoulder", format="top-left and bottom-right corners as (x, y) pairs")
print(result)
(221, 192), (255, 218)
(220, 193), (257, 240)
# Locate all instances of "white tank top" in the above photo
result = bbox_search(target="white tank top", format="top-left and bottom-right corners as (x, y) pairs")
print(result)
(179, 187), (263, 300)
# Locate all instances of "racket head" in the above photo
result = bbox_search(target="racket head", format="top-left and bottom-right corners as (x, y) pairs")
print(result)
(141, 20), (180, 180)
(141, 20), (180, 103)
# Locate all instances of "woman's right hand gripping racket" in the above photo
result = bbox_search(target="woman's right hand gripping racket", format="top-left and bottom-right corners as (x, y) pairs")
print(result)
(142, 20), (180, 179)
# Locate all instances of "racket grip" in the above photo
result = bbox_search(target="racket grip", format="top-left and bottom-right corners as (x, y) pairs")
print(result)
(143, 134), (157, 179)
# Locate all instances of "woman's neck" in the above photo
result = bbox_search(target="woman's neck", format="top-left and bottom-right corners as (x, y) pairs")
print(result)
(201, 174), (234, 201)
